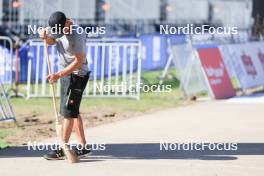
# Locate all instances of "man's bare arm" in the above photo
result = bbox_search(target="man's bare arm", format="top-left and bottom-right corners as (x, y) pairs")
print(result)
(57, 53), (84, 77)
(47, 53), (84, 83)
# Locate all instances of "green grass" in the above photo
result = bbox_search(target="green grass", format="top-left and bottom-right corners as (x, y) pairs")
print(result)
(230, 77), (240, 89)
(80, 69), (180, 112)
(9, 69), (181, 114)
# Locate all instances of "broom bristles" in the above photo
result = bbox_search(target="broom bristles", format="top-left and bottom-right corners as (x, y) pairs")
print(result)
(62, 143), (79, 163)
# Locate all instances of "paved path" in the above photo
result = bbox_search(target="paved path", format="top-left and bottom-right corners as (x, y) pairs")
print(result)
(1, 98), (264, 176)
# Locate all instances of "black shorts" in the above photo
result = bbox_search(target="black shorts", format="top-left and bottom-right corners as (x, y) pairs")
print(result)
(60, 72), (90, 118)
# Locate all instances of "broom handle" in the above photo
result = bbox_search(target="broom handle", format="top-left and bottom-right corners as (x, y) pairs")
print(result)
(43, 40), (59, 122)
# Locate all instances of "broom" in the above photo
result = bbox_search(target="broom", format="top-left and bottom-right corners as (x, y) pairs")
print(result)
(43, 40), (78, 163)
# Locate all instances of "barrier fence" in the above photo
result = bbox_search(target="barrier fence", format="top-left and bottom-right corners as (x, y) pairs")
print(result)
(1, 34), (262, 100)
(0, 80), (16, 122)
(26, 39), (142, 100)
(169, 38), (209, 97)
(0, 36), (17, 122)
(0, 36), (14, 84)
(17, 32), (251, 83)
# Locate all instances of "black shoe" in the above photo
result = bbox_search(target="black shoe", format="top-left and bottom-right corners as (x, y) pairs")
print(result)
(43, 148), (65, 160)
(73, 146), (92, 158)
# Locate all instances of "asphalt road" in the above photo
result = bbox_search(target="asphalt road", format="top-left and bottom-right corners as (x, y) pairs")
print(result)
(1, 96), (264, 176)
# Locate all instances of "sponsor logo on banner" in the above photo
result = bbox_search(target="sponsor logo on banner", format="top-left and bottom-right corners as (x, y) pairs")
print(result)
(258, 50), (264, 71)
(197, 47), (236, 99)
(205, 63), (225, 85)
(241, 52), (257, 78)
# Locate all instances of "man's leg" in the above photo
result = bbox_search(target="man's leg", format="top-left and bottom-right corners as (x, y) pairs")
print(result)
(73, 115), (86, 145)
(43, 117), (73, 160)
(63, 117), (74, 143)
(72, 115), (91, 157)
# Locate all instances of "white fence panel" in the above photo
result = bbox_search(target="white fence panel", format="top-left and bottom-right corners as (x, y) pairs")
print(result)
(0, 36), (14, 84)
(26, 39), (142, 100)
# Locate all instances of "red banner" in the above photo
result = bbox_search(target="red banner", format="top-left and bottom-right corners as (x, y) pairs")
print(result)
(197, 48), (236, 99)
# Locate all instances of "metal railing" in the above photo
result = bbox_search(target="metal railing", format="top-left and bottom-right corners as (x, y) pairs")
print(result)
(26, 38), (142, 100)
(0, 80), (16, 122)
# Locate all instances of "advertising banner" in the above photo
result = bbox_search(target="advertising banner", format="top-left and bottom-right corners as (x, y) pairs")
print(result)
(220, 42), (264, 89)
(197, 47), (236, 99)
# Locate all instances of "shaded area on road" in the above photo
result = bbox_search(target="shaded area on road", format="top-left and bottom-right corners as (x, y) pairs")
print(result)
(0, 143), (264, 161)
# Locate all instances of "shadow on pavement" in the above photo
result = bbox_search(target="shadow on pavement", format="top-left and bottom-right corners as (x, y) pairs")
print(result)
(1, 143), (264, 161)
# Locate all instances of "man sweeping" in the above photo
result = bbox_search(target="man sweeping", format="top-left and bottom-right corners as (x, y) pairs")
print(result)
(39, 11), (91, 160)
